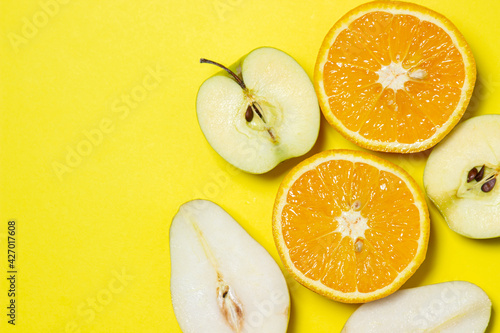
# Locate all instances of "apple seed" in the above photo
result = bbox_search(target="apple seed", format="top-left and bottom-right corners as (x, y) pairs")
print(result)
(475, 165), (485, 181)
(245, 105), (254, 122)
(481, 177), (496, 193)
(250, 102), (265, 122)
(467, 167), (478, 182)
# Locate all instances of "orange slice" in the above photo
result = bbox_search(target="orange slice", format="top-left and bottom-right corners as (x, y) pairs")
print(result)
(272, 150), (429, 303)
(314, 1), (476, 153)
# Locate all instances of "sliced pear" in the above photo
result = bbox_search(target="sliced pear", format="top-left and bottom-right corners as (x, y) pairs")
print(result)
(342, 281), (491, 332)
(196, 47), (320, 174)
(424, 115), (500, 238)
(170, 200), (290, 333)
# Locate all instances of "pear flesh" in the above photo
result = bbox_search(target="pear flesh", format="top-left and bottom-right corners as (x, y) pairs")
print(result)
(196, 47), (320, 174)
(424, 115), (500, 238)
(170, 200), (290, 333)
(342, 281), (491, 332)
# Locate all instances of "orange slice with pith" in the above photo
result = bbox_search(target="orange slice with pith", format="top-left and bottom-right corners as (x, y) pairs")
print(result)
(273, 150), (429, 303)
(314, 1), (476, 153)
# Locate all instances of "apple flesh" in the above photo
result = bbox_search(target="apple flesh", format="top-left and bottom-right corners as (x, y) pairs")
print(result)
(170, 200), (290, 333)
(196, 47), (320, 174)
(342, 281), (491, 332)
(424, 115), (500, 238)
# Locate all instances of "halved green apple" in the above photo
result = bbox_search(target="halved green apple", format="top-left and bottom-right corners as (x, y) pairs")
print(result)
(196, 47), (320, 174)
(424, 115), (500, 238)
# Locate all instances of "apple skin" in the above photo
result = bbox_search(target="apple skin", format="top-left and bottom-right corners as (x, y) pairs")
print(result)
(423, 115), (500, 238)
(196, 47), (320, 174)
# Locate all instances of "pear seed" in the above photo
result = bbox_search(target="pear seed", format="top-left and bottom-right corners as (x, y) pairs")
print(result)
(481, 177), (496, 193)
(217, 279), (244, 332)
(467, 167), (478, 182)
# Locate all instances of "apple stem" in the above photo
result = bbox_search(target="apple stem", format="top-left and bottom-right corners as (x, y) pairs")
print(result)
(200, 58), (246, 89)
(200, 58), (276, 142)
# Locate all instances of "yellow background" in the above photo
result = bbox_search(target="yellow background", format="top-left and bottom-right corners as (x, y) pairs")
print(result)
(1, 0), (500, 332)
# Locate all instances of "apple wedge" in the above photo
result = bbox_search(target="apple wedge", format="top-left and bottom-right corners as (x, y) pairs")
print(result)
(170, 200), (290, 333)
(196, 47), (320, 174)
(424, 115), (500, 238)
(342, 281), (491, 332)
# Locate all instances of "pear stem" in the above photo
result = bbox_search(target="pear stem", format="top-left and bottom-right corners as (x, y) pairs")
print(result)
(200, 58), (246, 89)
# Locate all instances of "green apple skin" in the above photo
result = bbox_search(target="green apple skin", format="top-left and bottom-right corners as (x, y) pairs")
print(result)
(196, 47), (320, 174)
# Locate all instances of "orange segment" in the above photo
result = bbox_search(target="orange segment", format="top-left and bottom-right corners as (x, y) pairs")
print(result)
(286, 169), (340, 217)
(355, 240), (398, 293)
(359, 88), (398, 142)
(321, 237), (357, 293)
(408, 46), (465, 87)
(281, 204), (339, 250)
(388, 14), (421, 63)
(367, 205), (421, 240)
(316, 159), (353, 211)
(327, 84), (383, 132)
(322, 62), (379, 96)
(350, 162), (380, 210)
(315, 1), (476, 153)
(363, 169), (416, 218)
(405, 82), (461, 124)
(273, 150), (429, 303)
(403, 20), (456, 69)
(348, 11), (393, 66)
(365, 229), (418, 272)
(327, 29), (382, 72)
(395, 90), (436, 144)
